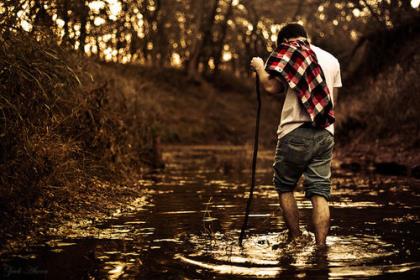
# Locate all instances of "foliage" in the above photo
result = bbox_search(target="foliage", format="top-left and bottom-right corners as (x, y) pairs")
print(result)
(0, 31), (160, 233)
(2, 0), (417, 79)
(103, 63), (281, 146)
(0, 0), (419, 247)
(336, 36), (420, 145)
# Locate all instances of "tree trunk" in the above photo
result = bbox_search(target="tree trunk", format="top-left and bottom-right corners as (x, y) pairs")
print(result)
(213, 0), (234, 76)
(142, 0), (161, 65)
(243, 0), (259, 76)
(150, 0), (164, 66)
(292, 0), (305, 21)
(78, 1), (89, 53)
(61, 0), (69, 44)
(96, 36), (101, 60)
(186, 0), (206, 81)
(199, 0), (221, 75)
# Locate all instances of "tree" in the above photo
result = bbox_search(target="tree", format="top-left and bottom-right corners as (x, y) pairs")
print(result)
(212, 0), (234, 76)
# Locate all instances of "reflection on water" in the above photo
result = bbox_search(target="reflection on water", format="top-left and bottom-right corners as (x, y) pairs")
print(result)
(176, 227), (404, 278)
(1, 145), (419, 279)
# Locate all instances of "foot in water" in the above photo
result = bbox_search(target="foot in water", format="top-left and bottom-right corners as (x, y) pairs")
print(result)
(315, 243), (328, 251)
(287, 230), (313, 248)
(272, 230), (314, 250)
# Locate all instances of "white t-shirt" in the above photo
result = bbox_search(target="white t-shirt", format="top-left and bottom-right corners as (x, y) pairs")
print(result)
(274, 44), (342, 139)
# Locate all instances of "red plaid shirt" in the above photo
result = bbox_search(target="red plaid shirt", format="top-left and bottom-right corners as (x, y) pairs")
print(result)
(265, 39), (335, 128)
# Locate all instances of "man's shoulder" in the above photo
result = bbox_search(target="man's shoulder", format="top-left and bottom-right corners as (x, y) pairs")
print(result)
(311, 44), (340, 66)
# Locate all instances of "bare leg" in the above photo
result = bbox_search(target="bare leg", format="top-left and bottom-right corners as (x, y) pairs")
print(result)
(279, 192), (302, 239)
(311, 195), (330, 246)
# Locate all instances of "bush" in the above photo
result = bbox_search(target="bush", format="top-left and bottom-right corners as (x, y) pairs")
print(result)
(336, 36), (420, 145)
(0, 31), (160, 227)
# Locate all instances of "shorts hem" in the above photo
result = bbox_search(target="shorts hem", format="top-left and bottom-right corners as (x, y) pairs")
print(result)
(274, 184), (296, 194)
(305, 191), (331, 201)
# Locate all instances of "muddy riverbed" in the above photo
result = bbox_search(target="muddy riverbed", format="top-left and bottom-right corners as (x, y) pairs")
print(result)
(1, 146), (419, 279)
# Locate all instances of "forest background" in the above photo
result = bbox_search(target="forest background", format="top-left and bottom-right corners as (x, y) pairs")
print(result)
(0, 0), (419, 252)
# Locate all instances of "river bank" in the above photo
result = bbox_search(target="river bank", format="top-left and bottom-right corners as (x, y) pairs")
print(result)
(0, 32), (279, 255)
(336, 141), (420, 178)
(1, 145), (419, 279)
(1, 141), (419, 259)
(2, 32), (419, 261)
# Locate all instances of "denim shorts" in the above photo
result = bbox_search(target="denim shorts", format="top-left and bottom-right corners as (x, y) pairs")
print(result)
(272, 124), (334, 200)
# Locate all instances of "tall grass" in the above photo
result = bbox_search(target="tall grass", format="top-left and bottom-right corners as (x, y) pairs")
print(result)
(336, 37), (420, 146)
(0, 31), (160, 232)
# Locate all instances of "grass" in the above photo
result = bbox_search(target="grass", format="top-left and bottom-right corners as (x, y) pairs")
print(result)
(0, 31), (282, 251)
(2, 26), (418, 253)
(103, 62), (283, 146)
(0, 31), (161, 247)
(335, 36), (420, 148)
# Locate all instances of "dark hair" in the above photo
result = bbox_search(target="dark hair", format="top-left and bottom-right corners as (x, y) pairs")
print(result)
(277, 23), (307, 46)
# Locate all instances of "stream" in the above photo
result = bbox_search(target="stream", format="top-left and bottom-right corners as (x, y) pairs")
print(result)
(1, 145), (419, 279)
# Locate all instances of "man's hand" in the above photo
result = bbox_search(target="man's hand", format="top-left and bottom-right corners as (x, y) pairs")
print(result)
(250, 57), (285, 95)
(250, 57), (265, 72)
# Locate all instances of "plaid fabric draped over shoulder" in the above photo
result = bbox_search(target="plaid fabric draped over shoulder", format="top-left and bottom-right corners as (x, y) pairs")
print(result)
(265, 39), (335, 128)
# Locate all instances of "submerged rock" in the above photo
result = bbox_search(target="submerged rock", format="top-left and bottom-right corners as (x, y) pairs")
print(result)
(374, 162), (408, 176)
(411, 165), (420, 179)
(340, 162), (362, 172)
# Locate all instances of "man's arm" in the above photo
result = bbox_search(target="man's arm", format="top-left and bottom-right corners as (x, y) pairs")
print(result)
(333, 88), (338, 104)
(258, 69), (285, 94)
(250, 57), (285, 95)
(333, 61), (342, 103)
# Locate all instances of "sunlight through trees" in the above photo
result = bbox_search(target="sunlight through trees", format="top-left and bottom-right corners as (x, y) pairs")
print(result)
(1, 0), (417, 78)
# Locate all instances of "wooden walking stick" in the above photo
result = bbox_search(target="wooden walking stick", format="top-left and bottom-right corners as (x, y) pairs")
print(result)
(239, 72), (261, 246)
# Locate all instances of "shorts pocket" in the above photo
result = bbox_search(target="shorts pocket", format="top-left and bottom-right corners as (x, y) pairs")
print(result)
(288, 138), (307, 146)
(283, 138), (310, 165)
(318, 134), (334, 148)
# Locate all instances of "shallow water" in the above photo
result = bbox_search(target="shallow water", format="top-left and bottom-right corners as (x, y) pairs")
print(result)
(2, 145), (420, 279)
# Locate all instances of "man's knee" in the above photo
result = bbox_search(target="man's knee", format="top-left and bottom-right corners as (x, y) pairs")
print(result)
(311, 195), (330, 218)
(278, 191), (297, 209)
(279, 190), (294, 198)
(310, 194), (329, 205)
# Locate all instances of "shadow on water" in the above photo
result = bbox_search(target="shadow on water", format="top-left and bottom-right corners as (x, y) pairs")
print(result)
(1, 145), (420, 279)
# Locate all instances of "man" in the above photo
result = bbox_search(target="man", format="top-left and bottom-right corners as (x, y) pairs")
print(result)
(250, 23), (342, 247)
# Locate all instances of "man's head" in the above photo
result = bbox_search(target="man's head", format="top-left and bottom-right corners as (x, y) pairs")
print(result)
(277, 23), (307, 46)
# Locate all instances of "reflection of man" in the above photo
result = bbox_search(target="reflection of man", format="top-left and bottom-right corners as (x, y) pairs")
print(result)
(250, 23), (342, 247)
